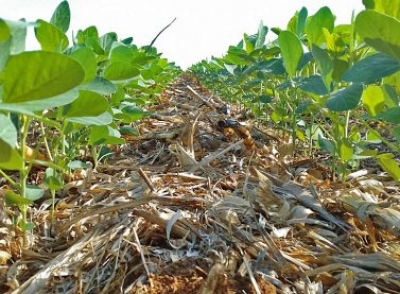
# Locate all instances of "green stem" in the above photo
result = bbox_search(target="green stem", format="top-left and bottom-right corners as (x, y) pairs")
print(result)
(40, 122), (53, 162)
(292, 106), (297, 153)
(290, 88), (299, 154)
(0, 169), (17, 187)
(20, 116), (30, 204)
(50, 189), (56, 220)
(344, 111), (350, 138)
(18, 115), (32, 244)
(309, 116), (315, 157)
(91, 145), (98, 169)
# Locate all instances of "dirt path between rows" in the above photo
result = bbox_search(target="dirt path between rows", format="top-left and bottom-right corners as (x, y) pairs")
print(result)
(1, 74), (400, 293)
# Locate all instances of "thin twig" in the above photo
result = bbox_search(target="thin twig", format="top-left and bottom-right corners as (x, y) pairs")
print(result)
(133, 220), (151, 278)
(138, 168), (155, 191)
(146, 18), (177, 50)
(189, 139), (244, 173)
(187, 85), (216, 110)
(243, 253), (262, 294)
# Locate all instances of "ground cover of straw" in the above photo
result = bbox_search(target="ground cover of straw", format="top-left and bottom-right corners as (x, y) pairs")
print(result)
(1, 74), (400, 294)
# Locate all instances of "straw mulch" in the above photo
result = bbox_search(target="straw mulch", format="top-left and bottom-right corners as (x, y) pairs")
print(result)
(1, 74), (400, 294)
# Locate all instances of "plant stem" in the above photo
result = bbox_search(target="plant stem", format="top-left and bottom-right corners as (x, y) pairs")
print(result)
(344, 111), (350, 138)
(91, 145), (98, 169)
(19, 116), (31, 222)
(50, 189), (56, 220)
(309, 116), (315, 157)
(40, 122), (53, 162)
(291, 87), (299, 154)
(0, 169), (17, 187)
(18, 115), (33, 249)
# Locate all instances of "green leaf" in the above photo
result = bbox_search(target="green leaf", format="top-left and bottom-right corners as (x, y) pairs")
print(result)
(0, 139), (23, 170)
(66, 110), (112, 126)
(332, 58), (349, 81)
(324, 28), (346, 55)
(298, 75), (329, 95)
(278, 30), (303, 78)
(243, 33), (255, 53)
(5, 191), (33, 206)
(109, 45), (132, 61)
(35, 19), (69, 52)
(297, 7), (308, 37)
(312, 44), (333, 89)
(339, 139), (353, 161)
(362, 85), (385, 116)
(306, 124), (324, 140)
(0, 19), (11, 42)
(82, 26), (99, 39)
(366, 131), (381, 144)
(97, 145), (114, 161)
(25, 185), (44, 201)
(120, 106), (152, 122)
(377, 106), (400, 123)
(0, 103), (36, 118)
(0, 19), (11, 71)
(383, 70), (400, 94)
(69, 47), (97, 83)
(363, 0), (400, 20)
(68, 160), (90, 170)
(121, 37), (133, 45)
(357, 149), (379, 158)
(110, 45), (153, 66)
(0, 39), (11, 71)
(50, 1), (70, 33)
(296, 129), (307, 142)
(225, 46), (255, 65)
(377, 154), (400, 181)
(2, 89), (79, 112)
(87, 38), (105, 55)
(258, 58), (285, 75)
(89, 125), (124, 146)
(2, 51), (85, 103)
(100, 32), (118, 52)
(0, 114), (18, 147)
(343, 53), (400, 83)
(259, 94), (272, 103)
(4, 19), (28, 54)
(287, 14), (297, 35)
(318, 136), (335, 154)
(382, 84), (399, 107)
(78, 26), (105, 55)
(44, 168), (64, 190)
(103, 62), (140, 80)
(224, 63), (237, 75)
(64, 90), (112, 125)
(305, 7), (335, 46)
(255, 21), (268, 49)
(298, 51), (314, 71)
(295, 101), (313, 114)
(79, 76), (116, 95)
(110, 85), (125, 106)
(119, 125), (137, 136)
(355, 10), (400, 60)
(21, 222), (35, 231)
(326, 83), (363, 112)
(141, 68), (155, 80)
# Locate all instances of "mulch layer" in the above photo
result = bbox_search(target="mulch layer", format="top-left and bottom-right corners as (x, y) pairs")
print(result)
(1, 74), (400, 294)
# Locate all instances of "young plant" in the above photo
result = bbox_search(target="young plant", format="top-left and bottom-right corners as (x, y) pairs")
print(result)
(189, 4), (400, 182)
(0, 1), (182, 237)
